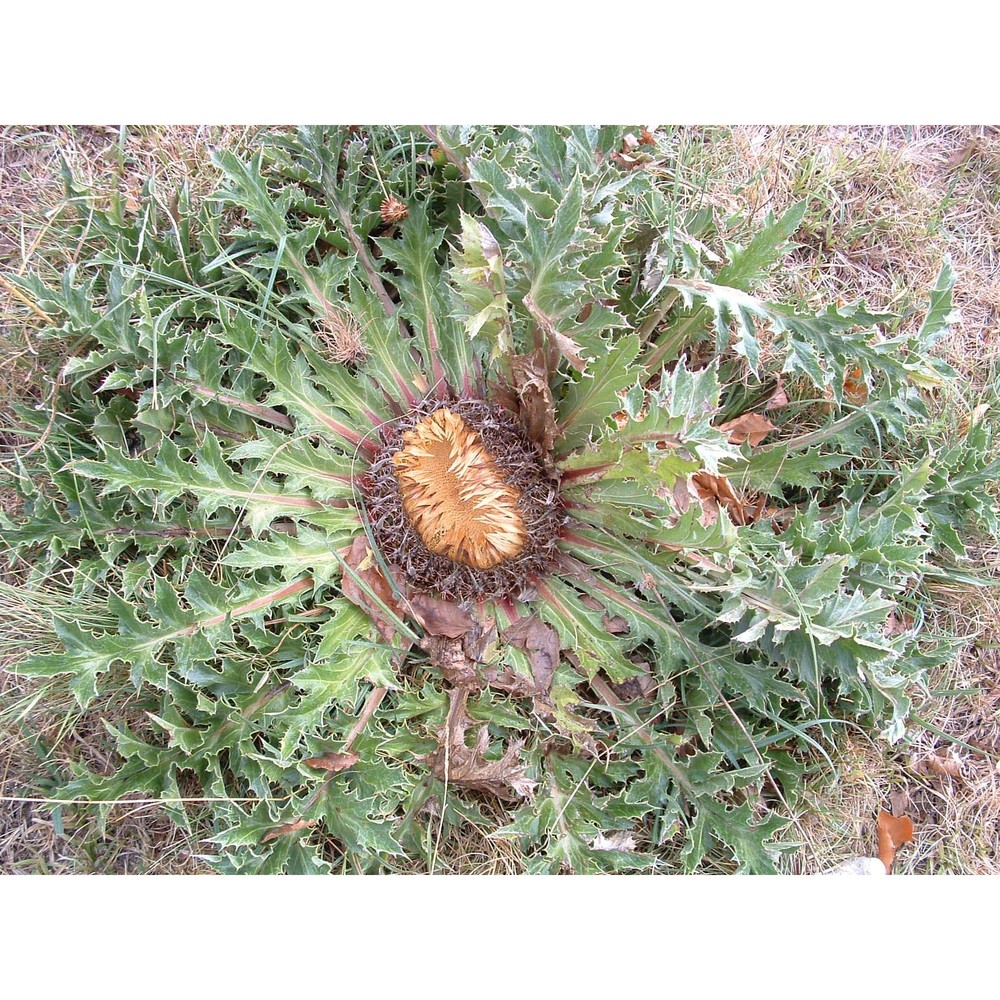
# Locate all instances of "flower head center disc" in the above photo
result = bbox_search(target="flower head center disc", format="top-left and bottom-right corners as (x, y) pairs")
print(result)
(392, 408), (526, 569)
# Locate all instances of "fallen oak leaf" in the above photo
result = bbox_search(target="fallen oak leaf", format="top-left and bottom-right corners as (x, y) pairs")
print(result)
(716, 412), (776, 447)
(425, 688), (536, 799)
(303, 750), (360, 773)
(877, 809), (914, 873)
(261, 818), (317, 843)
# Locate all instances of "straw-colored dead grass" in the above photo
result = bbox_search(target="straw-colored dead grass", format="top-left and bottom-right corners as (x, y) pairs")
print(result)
(1, 125), (997, 874)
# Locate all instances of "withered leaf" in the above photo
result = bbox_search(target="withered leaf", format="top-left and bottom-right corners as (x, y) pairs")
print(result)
(888, 788), (912, 818)
(958, 402), (990, 437)
(409, 592), (475, 639)
(591, 831), (638, 852)
(918, 750), (963, 779)
(425, 688), (536, 799)
(692, 472), (769, 527)
(422, 614), (496, 689)
(578, 594), (629, 635)
(511, 350), (558, 457)
(842, 365), (869, 406)
(884, 610), (915, 637)
(946, 140), (979, 170)
(303, 751), (360, 773)
(261, 818), (317, 843)
(876, 809), (914, 873)
(339, 536), (403, 643)
(423, 634), (479, 688)
(765, 378), (790, 411)
(607, 661), (655, 702)
(501, 614), (560, 698)
(484, 665), (536, 700)
(603, 613), (629, 634)
(524, 292), (589, 372)
(717, 412), (776, 447)
(610, 150), (641, 170)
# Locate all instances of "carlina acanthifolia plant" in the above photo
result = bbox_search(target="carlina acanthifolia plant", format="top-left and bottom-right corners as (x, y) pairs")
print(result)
(2, 126), (994, 873)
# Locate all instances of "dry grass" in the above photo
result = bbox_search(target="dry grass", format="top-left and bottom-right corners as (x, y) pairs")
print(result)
(698, 126), (1000, 388)
(2, 125), (998, 874)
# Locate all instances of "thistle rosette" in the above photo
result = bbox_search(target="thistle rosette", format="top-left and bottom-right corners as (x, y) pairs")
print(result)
(2, 126), (971, 874)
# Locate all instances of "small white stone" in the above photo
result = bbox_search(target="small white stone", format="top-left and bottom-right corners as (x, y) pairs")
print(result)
(823, 856), (887, 875)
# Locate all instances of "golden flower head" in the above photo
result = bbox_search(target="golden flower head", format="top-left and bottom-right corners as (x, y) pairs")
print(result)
(392, 407), (526, 569)
(364, 398), (562, 600)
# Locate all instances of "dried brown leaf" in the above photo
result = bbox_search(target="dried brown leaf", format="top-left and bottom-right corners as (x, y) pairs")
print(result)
(261, 818), (317, 843)
(692, 472), (764, 527)
(423, 635), (479, 688)
(591, 831), (638, 852)
(409, 592), (475, 639)
(919, 750), (963, 779)
(764, 378), (790, 411)
(603, 613), (629, 635)
(883, 610), (915, 637)
(511, 350), (558, 457)
(426, 689), (536, 799)
(888, 788), (912, 818)
(303, 751), (360, 773)
(611, 151), (641, 170)
(876, 810), (914, 873)
(717, 412), (776, 447)
(946, 140), (979, 170)
(422, 614), (496, 689)
(501, 614), (560, 698)
(957, 402), (990, 437)
(607, 661), (655, 702)
(339, 536), (403, 643)
(842, 366), (869, 406)
(577, 595), (629, 635)
(524, 292), (589, 372)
